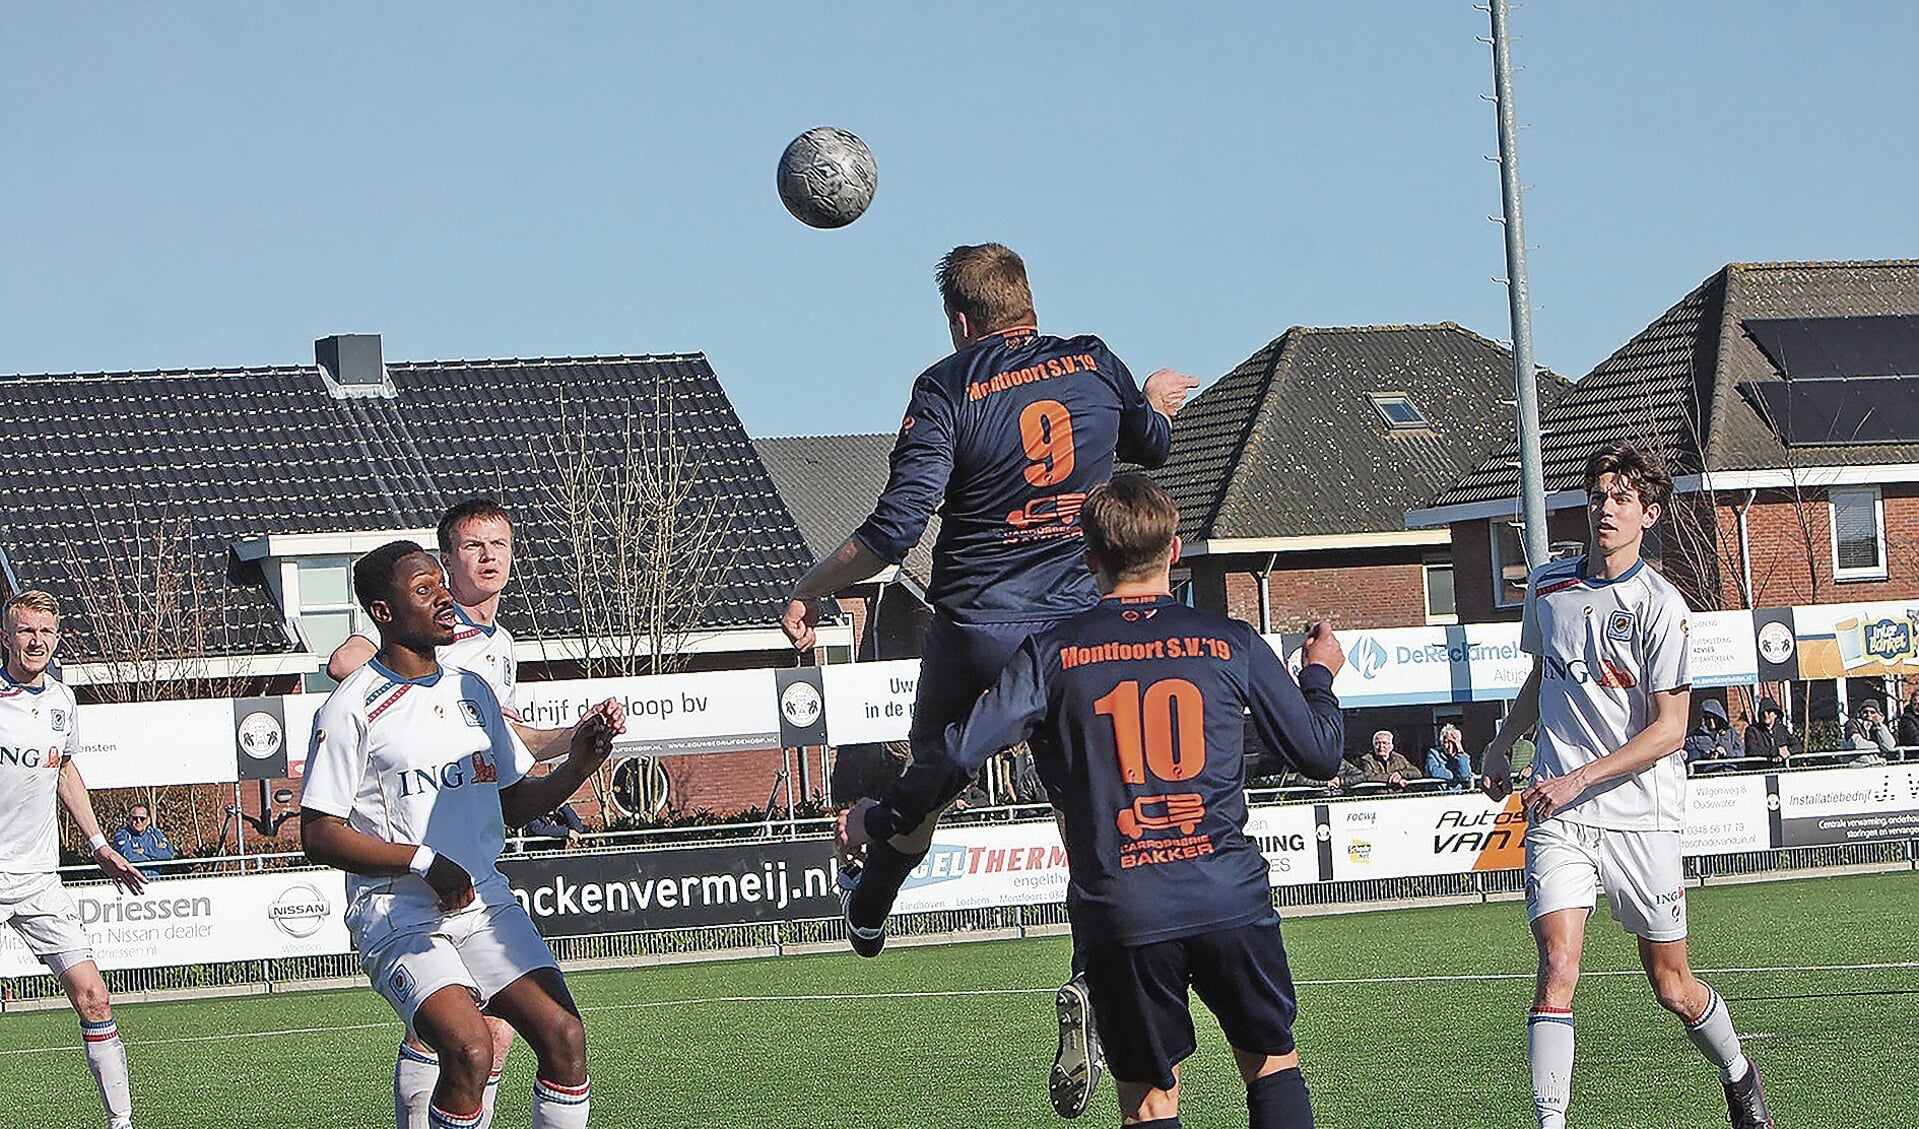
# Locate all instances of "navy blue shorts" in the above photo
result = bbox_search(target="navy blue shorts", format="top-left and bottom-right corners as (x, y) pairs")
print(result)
(1083, 919), (1299, 1091)
(907, 613), (1066, 747)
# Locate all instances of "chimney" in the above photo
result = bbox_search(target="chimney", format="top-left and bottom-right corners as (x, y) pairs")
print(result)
(315, 334), (393, 398)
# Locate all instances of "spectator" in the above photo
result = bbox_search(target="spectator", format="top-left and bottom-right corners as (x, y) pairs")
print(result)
(1336, 730), (1421, 791)
(1844, 700), (1897, 763)
(1898, 690), (1919, 749)
(110, 804), (175, 880)
(1684, 700), (1743, 768)
(1743, 697), (1802, 766)
(1424, 723), (1475, 791)
(521, 801), (587, 850)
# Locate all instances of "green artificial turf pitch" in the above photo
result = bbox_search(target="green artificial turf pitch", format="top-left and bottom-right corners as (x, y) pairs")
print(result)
(2, 871), (1914, 1127)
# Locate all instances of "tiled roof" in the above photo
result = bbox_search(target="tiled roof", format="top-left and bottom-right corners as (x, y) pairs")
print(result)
(754, 433), (936, 589)
(0, 353), (813, 661)
(1428, 261), (1919, 510)
(1154, 324), (1561, 541)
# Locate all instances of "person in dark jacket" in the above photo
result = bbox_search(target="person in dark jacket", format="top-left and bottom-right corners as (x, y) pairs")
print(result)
(1898, 690), (1919, 749)
(1743, 697), (1801, 765)
(1684, 700), (1743, 767)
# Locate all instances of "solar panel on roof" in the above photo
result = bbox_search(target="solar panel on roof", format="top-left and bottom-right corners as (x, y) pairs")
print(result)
(1742, 314), (1919, 379)
(1738, 376), (1919, 446)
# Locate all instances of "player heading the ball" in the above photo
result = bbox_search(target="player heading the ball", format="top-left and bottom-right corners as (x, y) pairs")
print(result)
(1480, 443), (1774, 1129)
(301, 541), (625, 1129)
(780, 242), (1199, 1118)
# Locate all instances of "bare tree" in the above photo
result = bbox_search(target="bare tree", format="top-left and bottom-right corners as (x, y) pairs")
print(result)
(52, 503), (261, 856)
(532, 386), (741, 678)
(528, 386), (743, 819)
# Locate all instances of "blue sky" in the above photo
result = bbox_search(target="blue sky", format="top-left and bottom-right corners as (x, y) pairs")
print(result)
(4, 3), (1915, 438)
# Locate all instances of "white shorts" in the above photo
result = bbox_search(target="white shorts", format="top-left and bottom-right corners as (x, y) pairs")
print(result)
(1524, 819), (1688, 942)
(0, 871), (94, 974)
(349, 894), (558, 1040)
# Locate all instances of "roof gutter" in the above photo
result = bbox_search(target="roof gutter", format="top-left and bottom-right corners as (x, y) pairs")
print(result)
(1181, 529), (1451, 557)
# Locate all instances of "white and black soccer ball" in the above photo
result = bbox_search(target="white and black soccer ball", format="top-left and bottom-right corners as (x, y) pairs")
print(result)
(777, 126), (877, 229)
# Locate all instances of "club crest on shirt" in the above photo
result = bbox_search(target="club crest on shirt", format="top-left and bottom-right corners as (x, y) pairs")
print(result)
(458, 700), (485, 727)
(49, 708), (68, 732)
(1606, 610), (1636, 641)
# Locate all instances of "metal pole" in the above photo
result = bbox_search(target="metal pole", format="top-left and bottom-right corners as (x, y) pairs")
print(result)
(1488, 0), (1550, 569)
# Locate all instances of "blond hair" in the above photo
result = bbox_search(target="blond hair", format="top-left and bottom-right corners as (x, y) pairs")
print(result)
(936, 244), (1036, 333)
(3, 589), (59, 625)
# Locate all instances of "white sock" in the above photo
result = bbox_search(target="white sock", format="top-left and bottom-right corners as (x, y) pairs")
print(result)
(395, 1043), (440, 1129)
(1684, 984), (1750, 1083)
(532, 1076), (591, 1128)
(475, 1067), (502, 1129)
(1527, 1007), (1574, 1129)
(81, 1017), (132, 1129)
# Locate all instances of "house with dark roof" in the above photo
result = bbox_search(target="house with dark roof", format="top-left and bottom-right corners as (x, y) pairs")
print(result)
(753, 433), (935, 663)
(0, 334), (830, 699)
(1155, 323), (1566, 635)
(1411, 260), (1919, 738)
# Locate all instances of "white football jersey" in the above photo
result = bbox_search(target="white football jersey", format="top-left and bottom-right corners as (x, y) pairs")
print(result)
(0, 669), (78, 875)
(1520, 556), (1692, 831)
(357, 604), (517, 710)
(302, 659), (534, 912)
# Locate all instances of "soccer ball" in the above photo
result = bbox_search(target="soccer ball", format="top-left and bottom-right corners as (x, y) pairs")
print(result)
(777, 126), (877, 229)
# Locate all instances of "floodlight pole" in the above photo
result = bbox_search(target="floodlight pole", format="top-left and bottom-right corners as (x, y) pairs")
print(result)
(1489, 0), (1550, 569)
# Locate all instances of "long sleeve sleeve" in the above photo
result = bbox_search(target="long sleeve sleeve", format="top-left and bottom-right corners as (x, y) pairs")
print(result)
(1244, 632), (1344, 781)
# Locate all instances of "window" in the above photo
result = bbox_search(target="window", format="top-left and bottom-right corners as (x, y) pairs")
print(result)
(1830, 487), (1886, 581)
(297, 556), (369, 691)
(1368, 392), (1430, 431)
(1490, 521), (1530, 608)
(1423, 559), (1457, 624)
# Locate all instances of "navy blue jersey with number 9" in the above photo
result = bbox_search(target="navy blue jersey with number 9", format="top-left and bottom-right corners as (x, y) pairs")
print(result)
(854, 328), (1171, 623)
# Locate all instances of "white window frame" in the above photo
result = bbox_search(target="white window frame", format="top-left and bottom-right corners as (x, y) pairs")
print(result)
(1423, 558), (1458, 625)
(1491, 521), (1529, 608)
(1829, 485), (1887, 582)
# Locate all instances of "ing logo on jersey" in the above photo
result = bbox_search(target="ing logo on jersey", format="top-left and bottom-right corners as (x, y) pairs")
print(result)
(470, 750), (498, 784)
(1606, 610), (1636, 642)
(458, 700), (485, 727)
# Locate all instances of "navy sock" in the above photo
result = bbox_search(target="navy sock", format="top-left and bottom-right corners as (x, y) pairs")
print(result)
(1248, 1066), (1312, 1129)
(848, 840), (923, 927)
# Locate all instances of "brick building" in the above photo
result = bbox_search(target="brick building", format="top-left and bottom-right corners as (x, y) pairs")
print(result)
(1412, 260), (1919, 744)
(1150, 323), (1569, 757)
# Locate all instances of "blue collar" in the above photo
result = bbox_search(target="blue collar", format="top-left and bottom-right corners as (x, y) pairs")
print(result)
(455, 605), (497, 637)
(0, 666), (46, 694)
(369, 657), (444, 687)
(1575, 556), (1644, 587)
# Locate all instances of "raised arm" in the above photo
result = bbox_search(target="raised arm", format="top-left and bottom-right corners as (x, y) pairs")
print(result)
(499, 699), (625, 828)
(327, 634), (377, 682)
(1245, 625), (1345, 781)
